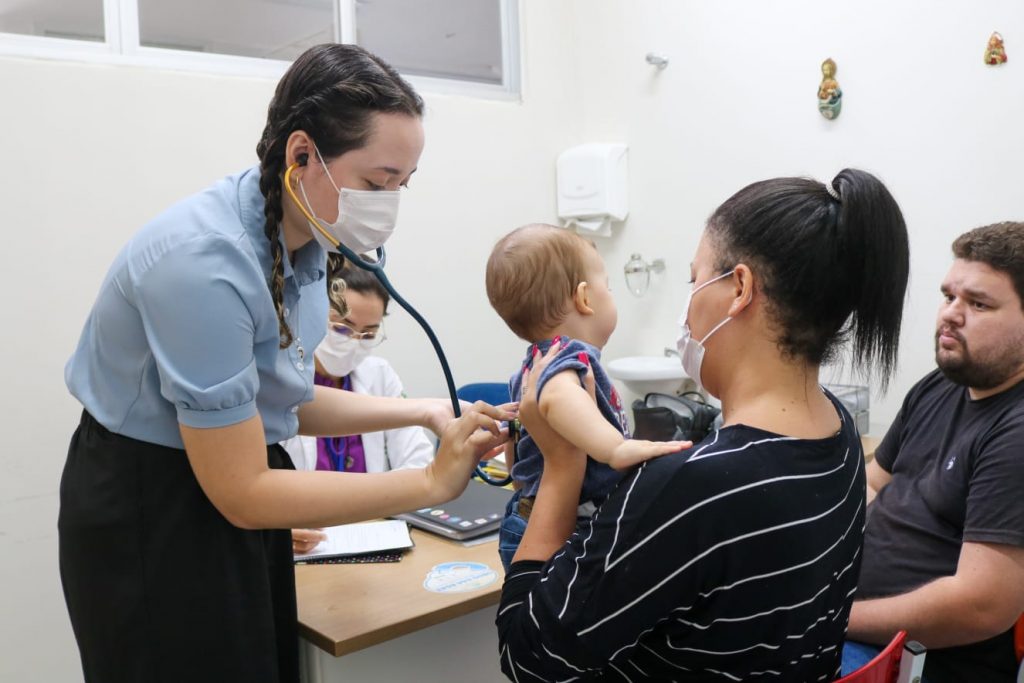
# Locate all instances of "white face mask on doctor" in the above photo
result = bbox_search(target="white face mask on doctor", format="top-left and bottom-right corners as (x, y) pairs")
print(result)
(298, 143), (401, 254)
(314, 332), (373, 378)
(675, 270), (735, 394)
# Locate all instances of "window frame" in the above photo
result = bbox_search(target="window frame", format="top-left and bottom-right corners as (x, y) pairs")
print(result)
(0, 0), (521, 98)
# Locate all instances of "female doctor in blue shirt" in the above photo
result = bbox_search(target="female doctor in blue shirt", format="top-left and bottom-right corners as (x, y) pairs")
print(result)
(59, 44), (510, 683)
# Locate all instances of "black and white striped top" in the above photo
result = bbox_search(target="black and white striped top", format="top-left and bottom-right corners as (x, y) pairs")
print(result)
(496, 395), (865, 682)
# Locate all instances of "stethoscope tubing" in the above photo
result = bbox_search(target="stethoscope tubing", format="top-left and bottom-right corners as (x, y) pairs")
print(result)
(284, 162), (510, 486)
(338, 243), (512, 487)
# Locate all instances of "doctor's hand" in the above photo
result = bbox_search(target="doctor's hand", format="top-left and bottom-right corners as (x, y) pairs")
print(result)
(427, 401), (515, 503)
(422, 396), (517, 438)
(421, 397), (474, 437)
(291, 528), (327, 554)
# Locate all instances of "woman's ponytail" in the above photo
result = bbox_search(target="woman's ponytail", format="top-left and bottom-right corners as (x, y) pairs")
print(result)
(707, 168), (910, 389)
(831, 168), (910, 388)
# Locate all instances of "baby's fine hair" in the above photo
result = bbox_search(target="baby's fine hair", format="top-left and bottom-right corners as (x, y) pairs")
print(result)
(486, 224), (595, 342)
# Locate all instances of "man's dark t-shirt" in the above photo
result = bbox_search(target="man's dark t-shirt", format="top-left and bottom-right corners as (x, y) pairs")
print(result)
(860, 370), (1024, 682)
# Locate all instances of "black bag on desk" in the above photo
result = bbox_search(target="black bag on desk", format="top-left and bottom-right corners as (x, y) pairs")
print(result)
(631, 392), (721, 443)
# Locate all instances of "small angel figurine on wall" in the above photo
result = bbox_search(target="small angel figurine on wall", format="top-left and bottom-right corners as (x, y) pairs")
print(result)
(818, 58), (842, 120)
(984, 32), (1007, 65)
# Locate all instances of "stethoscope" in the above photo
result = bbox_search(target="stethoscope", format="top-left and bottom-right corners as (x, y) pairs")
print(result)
(325, 434), (350, 472)
(284, 162), (511, 486)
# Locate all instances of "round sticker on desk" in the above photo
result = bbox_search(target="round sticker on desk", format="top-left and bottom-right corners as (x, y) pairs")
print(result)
(423, 561), (497, 594)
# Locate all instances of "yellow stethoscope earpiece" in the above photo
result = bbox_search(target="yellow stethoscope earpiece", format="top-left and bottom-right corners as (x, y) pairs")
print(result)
(283, 161), (341, 249)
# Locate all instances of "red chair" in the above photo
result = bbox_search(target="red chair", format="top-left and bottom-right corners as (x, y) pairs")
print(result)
(837, 631), (927, 683)
(1015, 613), (1023, 663)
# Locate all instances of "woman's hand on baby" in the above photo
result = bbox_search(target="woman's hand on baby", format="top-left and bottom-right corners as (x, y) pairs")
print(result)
(519, 340), (589, 471)
(605, 438), (691, 470)
(519, 340), (577, 427)
(291, 528), (328, 554)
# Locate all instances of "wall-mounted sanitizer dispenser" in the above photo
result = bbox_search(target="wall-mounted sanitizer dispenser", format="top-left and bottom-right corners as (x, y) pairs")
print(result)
(556, 143), (628, 236)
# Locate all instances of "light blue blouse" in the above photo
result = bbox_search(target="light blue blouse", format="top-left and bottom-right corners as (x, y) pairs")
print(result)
(66, 167), (328, 449)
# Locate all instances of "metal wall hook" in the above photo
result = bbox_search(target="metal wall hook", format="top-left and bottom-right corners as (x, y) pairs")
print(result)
(645, 53), (669, 70)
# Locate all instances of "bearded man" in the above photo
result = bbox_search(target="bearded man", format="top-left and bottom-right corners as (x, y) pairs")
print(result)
(841, 222), (1024, 683)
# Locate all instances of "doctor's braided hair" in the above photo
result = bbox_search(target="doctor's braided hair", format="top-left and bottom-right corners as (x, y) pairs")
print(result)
(256, 44), (422, 348)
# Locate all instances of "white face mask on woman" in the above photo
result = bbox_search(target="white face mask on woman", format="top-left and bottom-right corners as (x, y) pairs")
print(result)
(298, 143), (401, 254)
(314, 334), (372, 378)
(675, 270), (735, 393)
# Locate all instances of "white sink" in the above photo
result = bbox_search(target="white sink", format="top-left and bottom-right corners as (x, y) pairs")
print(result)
(606, 356), (689, 397)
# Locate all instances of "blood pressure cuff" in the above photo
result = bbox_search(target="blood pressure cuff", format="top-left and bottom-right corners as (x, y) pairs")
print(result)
(631, 392), (720, 443)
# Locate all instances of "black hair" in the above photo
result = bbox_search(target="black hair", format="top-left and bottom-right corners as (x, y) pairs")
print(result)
(952, 222), (1024, 309)
(256, 44), (423, 348)
(326, 253), (390, 314)
(707, 168), (910, 389)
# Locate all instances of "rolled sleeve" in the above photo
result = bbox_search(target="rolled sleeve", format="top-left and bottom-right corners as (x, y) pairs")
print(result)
(132, 233), (261, 429)
(173, 357), (259, 428)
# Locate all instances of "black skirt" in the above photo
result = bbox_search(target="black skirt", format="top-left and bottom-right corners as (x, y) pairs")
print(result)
(58, 411), (299, 683)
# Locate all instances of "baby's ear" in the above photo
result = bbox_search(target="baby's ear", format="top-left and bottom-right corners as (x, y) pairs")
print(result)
(573, 281), (594, 315)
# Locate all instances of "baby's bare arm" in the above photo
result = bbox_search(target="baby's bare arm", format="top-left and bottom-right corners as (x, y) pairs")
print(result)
(539, 371), (622, 460)
(539, 371), (688, 469)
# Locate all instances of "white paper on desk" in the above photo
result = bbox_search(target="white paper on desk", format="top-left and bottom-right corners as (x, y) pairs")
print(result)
(295, 520), (413, 560)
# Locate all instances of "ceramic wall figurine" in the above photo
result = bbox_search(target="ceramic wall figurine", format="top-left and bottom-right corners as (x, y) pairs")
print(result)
(818, 58), (842, 120)
(984, 32), (1008, 65)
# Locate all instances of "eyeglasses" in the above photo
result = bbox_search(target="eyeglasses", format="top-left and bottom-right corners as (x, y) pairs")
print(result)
(327, 321), (387, 348)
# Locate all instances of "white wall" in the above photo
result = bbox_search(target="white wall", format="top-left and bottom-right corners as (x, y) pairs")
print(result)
(567, 0), (1024, 429)
(2, 1), (1022, 680)
(369, 1), (583, 399)
(0, 59), (274, 683)
(0, 2), (579, 679)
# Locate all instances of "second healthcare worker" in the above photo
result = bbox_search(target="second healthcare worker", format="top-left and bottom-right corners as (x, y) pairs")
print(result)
(59, 44), (510, 683)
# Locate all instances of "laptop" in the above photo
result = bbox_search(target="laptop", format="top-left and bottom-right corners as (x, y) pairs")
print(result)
(394, 480), (514, 541)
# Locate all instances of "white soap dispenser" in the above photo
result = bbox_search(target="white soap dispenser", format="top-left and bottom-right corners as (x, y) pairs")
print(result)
(556, 143), (628, 236)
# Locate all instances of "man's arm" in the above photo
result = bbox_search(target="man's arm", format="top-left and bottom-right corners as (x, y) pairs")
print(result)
(865, 458), (892, 506)
(848, 541), (1024, 648)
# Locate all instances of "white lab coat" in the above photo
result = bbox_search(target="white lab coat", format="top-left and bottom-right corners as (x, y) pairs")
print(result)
(281, 356), (435, 472)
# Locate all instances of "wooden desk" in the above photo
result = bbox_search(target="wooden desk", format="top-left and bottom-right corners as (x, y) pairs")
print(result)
(298, 437), (882, 679)
(296, 529), (504, 657)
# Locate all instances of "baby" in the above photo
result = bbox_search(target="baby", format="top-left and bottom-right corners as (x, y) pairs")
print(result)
(486, 224), (685, 569)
